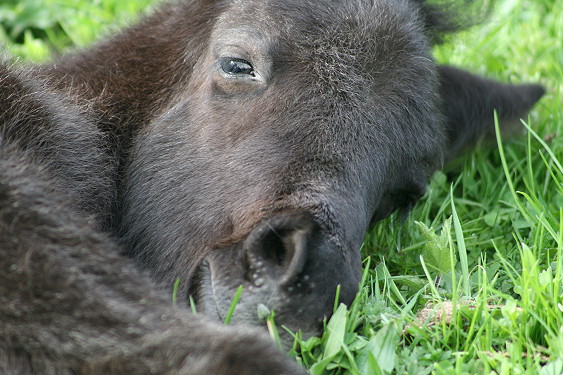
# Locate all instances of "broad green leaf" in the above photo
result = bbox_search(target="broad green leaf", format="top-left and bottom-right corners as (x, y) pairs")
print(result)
(309, 356), (335, 375)
(415, 218), (452, 274)
(323, 303), (347, 359)
(366, 353), (383, 375)
(359, 322), (398, 374)
(539, 358), (563, 375)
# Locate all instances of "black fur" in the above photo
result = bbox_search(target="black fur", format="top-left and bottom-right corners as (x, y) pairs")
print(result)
(0, 62), (305, 374)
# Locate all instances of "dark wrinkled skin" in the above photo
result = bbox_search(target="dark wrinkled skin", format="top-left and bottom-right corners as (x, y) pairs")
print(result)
(0, 0), (544, 373)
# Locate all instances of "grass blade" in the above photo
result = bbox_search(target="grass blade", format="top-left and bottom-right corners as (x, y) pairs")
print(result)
(224, 285), (243, 324)
(450, 189), (471, 297)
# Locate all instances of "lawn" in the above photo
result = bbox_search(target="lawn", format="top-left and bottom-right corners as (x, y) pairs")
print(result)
(2, 0), (561, 374)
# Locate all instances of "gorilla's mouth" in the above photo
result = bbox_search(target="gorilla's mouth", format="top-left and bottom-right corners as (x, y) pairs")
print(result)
(186, 212), (320, 326)
(188, 259), (223, 321)
(188, 245), (280, 327)
(186, 212), (361, 335)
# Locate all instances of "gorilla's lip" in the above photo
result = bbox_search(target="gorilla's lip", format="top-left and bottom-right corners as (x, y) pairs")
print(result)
(188, 259), (223, 321)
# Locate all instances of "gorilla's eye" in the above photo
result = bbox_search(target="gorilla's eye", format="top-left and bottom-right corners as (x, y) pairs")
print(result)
(220, 57), (255, 76)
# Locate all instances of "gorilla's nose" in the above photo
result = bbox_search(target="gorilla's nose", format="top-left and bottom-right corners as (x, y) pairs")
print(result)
(243, 213), (315, 289)
(242, 212), (359, 310)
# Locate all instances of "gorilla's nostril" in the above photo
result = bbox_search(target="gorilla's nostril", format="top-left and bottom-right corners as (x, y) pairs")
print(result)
(261, 228), (293, 267)
(243, 213), (316, 288)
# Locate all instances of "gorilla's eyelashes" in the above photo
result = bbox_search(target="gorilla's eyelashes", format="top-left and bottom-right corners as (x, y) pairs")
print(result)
(214, 55), (265, 94)
(220, 57), (255, 77)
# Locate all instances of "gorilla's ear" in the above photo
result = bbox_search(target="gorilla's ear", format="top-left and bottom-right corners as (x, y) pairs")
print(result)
(438, 65), (545, 161)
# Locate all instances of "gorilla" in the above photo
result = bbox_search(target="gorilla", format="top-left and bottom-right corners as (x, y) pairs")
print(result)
(0, 0), (544, 373)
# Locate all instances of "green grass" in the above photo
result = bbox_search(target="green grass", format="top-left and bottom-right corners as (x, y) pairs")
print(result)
(2, 0), (561, 373)
(0, 0), (159, 61)
(297, 1), (562, 373)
